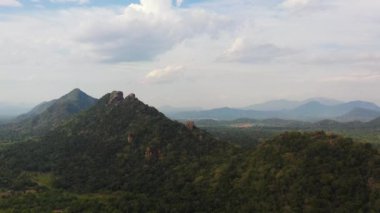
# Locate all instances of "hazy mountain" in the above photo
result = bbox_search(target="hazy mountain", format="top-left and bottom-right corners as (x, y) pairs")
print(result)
(173, 100), (380, 121)
(365, 117), (380, 129)
(0, 88), (97, 139)
(246, 97), (342, 111)
(301, 97), (343, 106)
(336, 108), (380, 122)
(246, 99), (300, 111)
(14, 100), (56, 121)
(171, 107), (283, 120)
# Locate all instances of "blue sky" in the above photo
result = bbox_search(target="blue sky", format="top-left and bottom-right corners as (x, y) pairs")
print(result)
(1, 0), (380, 109)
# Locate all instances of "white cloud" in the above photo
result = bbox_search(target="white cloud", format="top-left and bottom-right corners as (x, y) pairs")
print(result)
(144, 65), (184, 84)
(75, 0), (231, 62)
(0, 0), (21, 7)
(282, 0), (311, 9)
(2, 0), (380, 106)
(220, 37), (294, 63)
(176, 0), (183, 7)
(49, 0), (89, 4)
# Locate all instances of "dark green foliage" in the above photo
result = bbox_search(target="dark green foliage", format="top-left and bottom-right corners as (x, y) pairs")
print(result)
(0, 89), (97, 141)
(0, 92), (379, 212)
(229, 132), (380, 212)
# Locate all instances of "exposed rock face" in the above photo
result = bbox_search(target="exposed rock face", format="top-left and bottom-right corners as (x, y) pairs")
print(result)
(145, 146), (162, 161)
(125, 93), (136, 101)
(185, 121), (195, 130)
(108, 91), (124, 105)
(127, 133), (135, 144)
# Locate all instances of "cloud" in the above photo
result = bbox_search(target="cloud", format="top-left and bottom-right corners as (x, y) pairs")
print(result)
(75, 0), (231, 62)
(322, 71), (380, 83)
(220, 38), (294, 63)
(144, 65), (184, 84)
(0, 0), (22, 7)
(281, 0), (311, 9)
(176, 0), (183, 7)
(49, 0), (89, 4)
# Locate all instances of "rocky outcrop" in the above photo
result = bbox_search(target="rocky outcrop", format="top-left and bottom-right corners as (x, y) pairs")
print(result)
(145, 146), (162, 161)
(185, 121), (195, 130)
(108, 91), (124, 105)
(126, 93), (136, 99)
(127, 133), (135, 144)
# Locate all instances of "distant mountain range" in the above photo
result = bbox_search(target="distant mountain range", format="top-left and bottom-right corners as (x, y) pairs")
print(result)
(245, 97), (343, 111)
(168, 99), (380, 122)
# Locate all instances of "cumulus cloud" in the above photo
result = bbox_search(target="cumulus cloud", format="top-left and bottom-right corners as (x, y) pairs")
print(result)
(220, 38), (294, 63)
(0, 0), (22, 7)
(144, 65), (184, 84)
(76, 0), (231, 62)
(49, 0), (89, 5)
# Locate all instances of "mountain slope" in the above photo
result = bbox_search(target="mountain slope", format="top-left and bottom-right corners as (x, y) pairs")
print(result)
(1, 91), (232, 191)
(336, 108), (380, 122)
(246, 99), (300, 111)
(0, 88), (97, 140)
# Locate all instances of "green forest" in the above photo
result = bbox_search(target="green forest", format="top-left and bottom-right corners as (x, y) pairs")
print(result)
(0, 91), (379, 212)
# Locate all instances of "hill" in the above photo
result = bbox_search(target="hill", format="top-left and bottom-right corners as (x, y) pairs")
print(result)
(337, 108), (380, 122)
(0, 88), (97, 140)
(0, 91), (378, 212)
(246, 99), (300, 111)
(246, 98), (342, 111)
(171, 100), (380, 121)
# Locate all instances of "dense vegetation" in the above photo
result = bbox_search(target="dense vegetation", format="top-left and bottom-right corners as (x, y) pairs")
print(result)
(0, 89), (97, 141)
(0, 92), (379, 212)
(196, 118), (380, 149)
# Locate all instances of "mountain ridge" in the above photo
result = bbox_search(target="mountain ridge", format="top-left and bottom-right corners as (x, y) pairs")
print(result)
(170, 99), (380, 122)
(0, 88), (97, 140)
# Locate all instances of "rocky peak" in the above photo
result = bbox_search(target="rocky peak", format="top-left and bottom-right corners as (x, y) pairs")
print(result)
(125, 93), (136, 100)
(108, 91), (124, 105)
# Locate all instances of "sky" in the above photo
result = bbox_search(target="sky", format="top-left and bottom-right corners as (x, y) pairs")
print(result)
(0, 0), (380, 109)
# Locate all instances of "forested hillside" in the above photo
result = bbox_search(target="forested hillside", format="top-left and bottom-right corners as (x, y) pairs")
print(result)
(0, 92), (379, 212)
(0, 89), (97, 141)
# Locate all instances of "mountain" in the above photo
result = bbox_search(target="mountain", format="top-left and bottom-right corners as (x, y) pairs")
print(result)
(336, 108), (380, 122)
(245, 99), (300, 111)
(0, 91), (234, 209)
(171, 107), (283, 120)
(0, 88), (97, 139)
(0, 91), (378, 212)
(365, 117), (380, 129)
(173, 100), (380, 121)
(246, 97), (342, 111)
(301, 97), (343, 106)
(15, 100), (56, 121)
